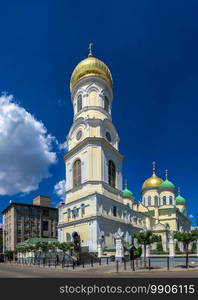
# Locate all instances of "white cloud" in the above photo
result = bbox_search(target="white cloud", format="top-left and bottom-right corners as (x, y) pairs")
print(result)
(189, 214), (194, 219)
(58, 141), (68, 151)
(0, 94), (57, 195)
(54, 179), (65, 200)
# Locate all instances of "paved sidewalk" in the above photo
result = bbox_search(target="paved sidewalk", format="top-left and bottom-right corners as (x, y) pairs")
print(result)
(0, 263), (198, 278)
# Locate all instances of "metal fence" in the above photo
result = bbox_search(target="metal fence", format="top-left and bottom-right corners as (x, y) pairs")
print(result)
(4, 255), (198, 272)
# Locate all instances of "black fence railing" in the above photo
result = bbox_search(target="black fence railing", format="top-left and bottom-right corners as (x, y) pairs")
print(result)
(3, 255), (198, 272)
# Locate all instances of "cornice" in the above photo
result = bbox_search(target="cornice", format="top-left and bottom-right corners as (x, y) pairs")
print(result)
(74, 106), (112, 121)
(64, 137), (124, 161)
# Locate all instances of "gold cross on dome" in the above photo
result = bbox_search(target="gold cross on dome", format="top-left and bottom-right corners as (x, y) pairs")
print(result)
(152, 161), (156, 173)
(178, 187), (181, 195)
(88, 43), (93, 56)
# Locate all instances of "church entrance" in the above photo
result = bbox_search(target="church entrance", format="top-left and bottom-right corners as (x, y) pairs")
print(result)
(72, 232), (81, 262)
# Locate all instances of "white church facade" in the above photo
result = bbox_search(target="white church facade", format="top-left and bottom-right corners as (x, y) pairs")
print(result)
(58, 46), (190, 253)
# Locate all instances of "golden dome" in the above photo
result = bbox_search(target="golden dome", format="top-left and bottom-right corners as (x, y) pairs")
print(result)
(70, 55), (113, 91)
(142, 173), (163, 190)
(142, 162), (163, 190)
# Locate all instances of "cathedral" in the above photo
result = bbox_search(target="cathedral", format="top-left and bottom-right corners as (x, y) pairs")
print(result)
(58, 46), (191, 253)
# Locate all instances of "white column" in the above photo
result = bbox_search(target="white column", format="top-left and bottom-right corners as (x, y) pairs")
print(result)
(133, 238), (138, 248)
(97, 234), (105, 258)
(97, 244), (103, 258)
(141, 245), (150, 258)
(162, 232), (168, 252)
(169, 232), (175, 257)
(179, 241), (184, 252)
(114, 228), (124, 262)
(146, 245), (150, 257)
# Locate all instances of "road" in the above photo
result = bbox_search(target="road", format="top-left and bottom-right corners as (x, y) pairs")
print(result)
(0, 263), (198, 278)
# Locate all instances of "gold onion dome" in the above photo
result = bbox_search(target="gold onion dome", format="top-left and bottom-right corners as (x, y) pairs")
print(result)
(70, 43), (113, 91)
(142, 162), (163, 191)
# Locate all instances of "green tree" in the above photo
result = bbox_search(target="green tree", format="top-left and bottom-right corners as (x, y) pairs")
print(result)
(58, 242), (73, 262)
(175, 241), (181, 253)
(133, 230), (161, 267)
(174, 231), (198, 268)
(4, 250), (14, 261)
(191, 242), (197, 253)
(156, 240), (163, 252)
(35, 242), (51, 263)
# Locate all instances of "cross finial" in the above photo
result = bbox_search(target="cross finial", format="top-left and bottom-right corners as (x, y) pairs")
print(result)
(125, 180), (127, 189)
(178, 187), (181, 195)
(88, 43), (93, 57)
(165, 169), (168, 180)
(152, 161), (156, 174)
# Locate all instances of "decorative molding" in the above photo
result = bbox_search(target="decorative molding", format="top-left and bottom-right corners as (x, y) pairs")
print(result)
(64, 137), (124, 161)
(74, 106), (112, 121)
(71, 76), (113, 101)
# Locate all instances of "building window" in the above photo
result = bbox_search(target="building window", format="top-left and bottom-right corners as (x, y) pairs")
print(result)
(67, 208), (71, 218)
(169, 196), (173, 205)
(113, 206), (117, 217)
(154, 195), (158, 206)
(77, 94), (82, 113)
(72, 207), (79, 218)
(66, 233), (71, 242)
(73, 159), (81, 187)
(163, 196), (166, 205)
(42, 221), (48, 231)
(43, 209), (49, 217)
(108, 160), (116, 188)
(148, 196), (151, 206)
(106, 131), (112, 142)
(104, 96), (109, 112)
(81, 204), (85, 216)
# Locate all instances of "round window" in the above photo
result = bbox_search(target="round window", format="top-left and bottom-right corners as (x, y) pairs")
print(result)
(106, 131), (112, 142)
(76, 130), (82, 141)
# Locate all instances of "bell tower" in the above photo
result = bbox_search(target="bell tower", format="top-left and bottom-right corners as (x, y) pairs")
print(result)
(58, 46), (148, 251)
(64, 45), (123, 204)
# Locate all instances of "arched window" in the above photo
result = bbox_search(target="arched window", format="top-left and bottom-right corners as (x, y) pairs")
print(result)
(73, 159), (81, 187)
(163, 196), (166, 205)
(77, 94), (82, 113)
(154, 195), (158, 206)
(104, 96), (109, 112)
(148, 196), (151, 206)
(108, 160), (116, 188)
(66, 233), (71, 242)
(169, 196), (173, 205)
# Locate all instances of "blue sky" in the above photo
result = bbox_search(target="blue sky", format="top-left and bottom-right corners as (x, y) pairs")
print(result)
(0, 0), (198, 225)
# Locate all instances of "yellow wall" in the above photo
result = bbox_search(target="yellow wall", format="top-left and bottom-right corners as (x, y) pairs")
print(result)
(88, 90), (98, 106)
(63, 222), (90, 247)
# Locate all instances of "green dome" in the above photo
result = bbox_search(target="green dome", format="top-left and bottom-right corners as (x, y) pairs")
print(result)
(176, 195), (186, 204)
(159, 179), (175, 190)
(181, 206), (186, 214)
(122, 188), (133, 198)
